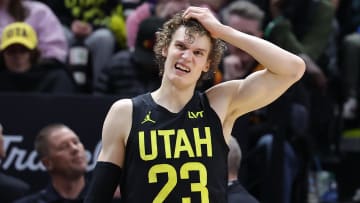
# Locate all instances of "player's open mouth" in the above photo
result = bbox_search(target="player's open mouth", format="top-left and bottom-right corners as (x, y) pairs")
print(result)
(175, 63), (190, 73)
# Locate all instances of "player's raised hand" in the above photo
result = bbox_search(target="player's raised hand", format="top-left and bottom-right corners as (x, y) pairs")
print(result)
(182, 6), (223, 39)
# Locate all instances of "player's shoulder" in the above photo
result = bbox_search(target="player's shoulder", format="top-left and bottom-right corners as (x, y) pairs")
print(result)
(112, 98), (132, 107)
(109, 93), (152, 115)
(110, 98), (133, 114)
(105, 99), (133, 133)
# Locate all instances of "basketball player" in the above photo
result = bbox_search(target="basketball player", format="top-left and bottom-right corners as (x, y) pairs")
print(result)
(85, 6), (305, 203)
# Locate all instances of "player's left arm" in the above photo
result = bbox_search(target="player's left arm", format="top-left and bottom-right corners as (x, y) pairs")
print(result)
(184, 7), (305, 136)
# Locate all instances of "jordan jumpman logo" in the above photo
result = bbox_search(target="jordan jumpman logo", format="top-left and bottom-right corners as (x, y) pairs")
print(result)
(141, 111), (156, 124)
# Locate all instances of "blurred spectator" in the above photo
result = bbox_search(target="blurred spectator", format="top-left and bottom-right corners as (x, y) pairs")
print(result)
(120, 0), (144, 18)
(337, 0), (360, 122)
(258, 0), (334, 62)
(227, 135), (259, 203)
(341, 31), (360, 121)
(43, 0), (126, 90)
(95, 16), (165, 97)
(14, 123), (89, 203)
(336, 0), (360, 38)
(257, 0), (335, 93)
(221, 0), (265, 81)
(125, 0), (232, 51)
(0, 123), (30, 203)
(189, 0), (229, 13)
(0, 22), (77, 94)
(258, 0), (340, 157)
(0, 0), (68, 64)
(221, 1), (309, 203)
(126, 0), (190, 50)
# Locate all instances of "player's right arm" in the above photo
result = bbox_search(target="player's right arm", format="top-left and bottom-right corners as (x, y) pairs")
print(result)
(85, 99), (133, 203)
(98, 99), (132, 166)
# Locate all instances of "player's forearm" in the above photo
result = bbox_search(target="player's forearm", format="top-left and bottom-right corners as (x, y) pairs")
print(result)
(220, 25), (305, 80)
(84, 161), (122, 203)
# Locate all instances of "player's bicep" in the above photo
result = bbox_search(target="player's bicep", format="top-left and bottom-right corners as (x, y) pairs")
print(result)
(208, 70), (288, 119)
(232, 69), (294, 114)
(97, 99), (132, 168)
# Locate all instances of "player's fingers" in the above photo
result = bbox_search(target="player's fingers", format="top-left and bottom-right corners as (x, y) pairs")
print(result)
(183, 6), (209, 20)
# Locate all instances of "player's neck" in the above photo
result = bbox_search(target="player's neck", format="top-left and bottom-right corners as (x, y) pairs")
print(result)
(152, 85), (195, 113)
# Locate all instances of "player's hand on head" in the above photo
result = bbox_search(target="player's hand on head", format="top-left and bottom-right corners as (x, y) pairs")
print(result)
(182, 6), (223, 38)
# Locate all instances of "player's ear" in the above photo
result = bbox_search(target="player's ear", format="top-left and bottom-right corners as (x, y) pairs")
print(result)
(203, 60), (211, 72)
(162, 47), (168, 57)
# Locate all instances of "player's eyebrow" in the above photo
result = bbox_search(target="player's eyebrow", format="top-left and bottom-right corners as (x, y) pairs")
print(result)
(174, 40), (209, 53)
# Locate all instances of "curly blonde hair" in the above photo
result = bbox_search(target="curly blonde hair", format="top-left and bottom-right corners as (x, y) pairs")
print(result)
(154, 10), (226, 81)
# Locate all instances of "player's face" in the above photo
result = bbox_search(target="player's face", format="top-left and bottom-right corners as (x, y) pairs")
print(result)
(44, 127), (87, 178)
(162, 26), (211, 88)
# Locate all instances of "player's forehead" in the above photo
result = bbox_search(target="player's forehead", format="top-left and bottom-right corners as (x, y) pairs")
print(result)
(171, 26), (212, 50)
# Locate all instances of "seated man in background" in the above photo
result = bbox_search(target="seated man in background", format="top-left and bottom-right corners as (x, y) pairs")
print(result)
(14, 123), (89, 203)
(0, 22), (77, 94)
(0, 123), (30, 203)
